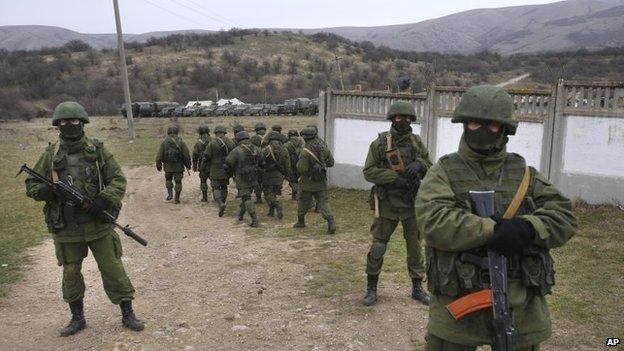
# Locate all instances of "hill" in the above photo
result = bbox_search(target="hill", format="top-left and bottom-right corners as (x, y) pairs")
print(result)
(2, 0), (624, 54)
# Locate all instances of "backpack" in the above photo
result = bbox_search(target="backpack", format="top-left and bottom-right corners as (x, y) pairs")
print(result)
(164, 137), (183, 163)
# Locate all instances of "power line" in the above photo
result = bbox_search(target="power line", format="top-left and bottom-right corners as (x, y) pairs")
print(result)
(166, 0), (234, 28)
(139, 0), (209, 29)
(178, 0), (238, 27)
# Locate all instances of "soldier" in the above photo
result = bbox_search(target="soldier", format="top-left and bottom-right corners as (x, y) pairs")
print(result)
(415, 86), (577, 350)
(271, 124), (288, 143)
(284, 129), (303, 200)
(24, 102), (144, 336)
(225, 131), (262, 227)
(361, 101), (432, 306)
(251, 122), (267, 204)
(261, 131), (291, 219)
(203, 125), (236, 217)
(232, 123), (245, 144)
(293, 126), (336, 234)
(192, 125), (212, 202)
(155, 125), (191, 204)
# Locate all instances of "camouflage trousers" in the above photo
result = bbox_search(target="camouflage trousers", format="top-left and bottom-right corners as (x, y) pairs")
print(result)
(297, 190), (332, 219)
(289, 181), (298, 200)
(425, 333), (540, 351)
(211, 179), (229, 203)
(198, 171), (209, 192)
(263, 184), (283, 207)
(365, 215), (424, 280)
(165, 172), (183, 192)
(239, 193), (256, 216)
(54, 230), (135, 305)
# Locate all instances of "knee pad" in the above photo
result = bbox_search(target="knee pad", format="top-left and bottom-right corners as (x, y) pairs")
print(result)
(370, 242), (387, 260)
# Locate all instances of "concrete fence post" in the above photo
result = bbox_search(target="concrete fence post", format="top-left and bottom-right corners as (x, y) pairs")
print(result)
(422, 85), (438, 159)
(547, 79), (567, 185)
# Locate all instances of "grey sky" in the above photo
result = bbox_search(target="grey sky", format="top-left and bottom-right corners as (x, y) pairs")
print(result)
(2, 0), (562, 33)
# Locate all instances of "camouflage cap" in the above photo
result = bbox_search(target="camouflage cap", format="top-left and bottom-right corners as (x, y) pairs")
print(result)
(271, 124), (282, 132)
(214, 125), (227, 134)
(254, 122), (267, 132)
(267, 130), (282, 141)
(197, 125), (210, 134)
(233, 123), (245, 134)
(287, 129), (299, 137)
(167, 125), (179, 135)
(300, 126), (317, 140)
(452, 85), (518, 135)
(52, 101), (89, 126)
(386, 101), (416, 121)
(235, 130), (250, 142)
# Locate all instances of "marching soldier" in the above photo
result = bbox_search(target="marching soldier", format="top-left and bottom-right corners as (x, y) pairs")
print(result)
(225, 131), (262, 227)
(155, 125), (191, 204)
(415, 86), (577, 350)
(284, 129), (303, 200)
(192, 125), (212, 202)
(251, 122), (267, 203)
(361, 101), (432, 306)
(203, 125), (236, 216)
(261, 131), (291, 219)
(25, 102), (144, 336)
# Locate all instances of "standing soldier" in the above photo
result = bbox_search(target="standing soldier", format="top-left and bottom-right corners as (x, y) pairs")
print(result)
(361, 101), (431, 306)
(293, 126), (336, 234)
(232, 123), (245, 144)
(24, 102), (144, 336)
(192, 125), (212, 202)
(271, 124), (288, 143)
(203, 125), (236, 217)
(261, 131), (291, 219)
(251, 122), (267, 203)
(155, 125), (191, 204)
(225, 131), (262, 227)
(284, 129), (303, 200)
(415, 86), (577, 350)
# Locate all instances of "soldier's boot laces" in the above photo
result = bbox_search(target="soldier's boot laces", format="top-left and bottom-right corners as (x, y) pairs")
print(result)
(60, 299), (86, 337)
(238, 208), (246, 221)
(218, 201), (226, 217)
(120, 301), (145, 331)
(166, 188), (173, 201)
(276, 203), (284, 219)
(361, 275), (379, 306)
(411, 279), (430, 306)
(267, 205), (275, 217)
(326, 216), (337, 234)
(201, 190), (208, 202)
(250, 213), (260, 227)
(293, 215), (306, 228)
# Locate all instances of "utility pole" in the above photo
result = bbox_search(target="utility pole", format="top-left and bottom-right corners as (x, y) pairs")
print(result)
(113, 0), (135, 140)
(334, 55), (345, 90)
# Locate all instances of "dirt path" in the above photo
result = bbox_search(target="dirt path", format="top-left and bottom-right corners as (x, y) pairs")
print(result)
(0, 166), (428, 350)
(495, 73), (531, 88)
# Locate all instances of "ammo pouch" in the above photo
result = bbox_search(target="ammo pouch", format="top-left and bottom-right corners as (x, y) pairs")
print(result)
(520, 245), (556, 295)
(310, 163), (327, 182)
(427, 249), (485, 297)
(43, 201), (67, 232)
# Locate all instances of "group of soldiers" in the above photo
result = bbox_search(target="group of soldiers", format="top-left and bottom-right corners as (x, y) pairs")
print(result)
(25, 84), (577, 350)
(155, 121), (336, 233)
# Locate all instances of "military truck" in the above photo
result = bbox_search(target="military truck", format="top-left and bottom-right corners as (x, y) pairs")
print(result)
(184, 105), (202, 117)
(199, 105), (218, 116)
(231, 104), (251, 116)
(213, 105), (230, 116)
(153, 101), (179, 117)
(158, 106), (177, 117)
(172, 106), (187, 117)
(307, 98), (319, 115)
(269, 104), (286, 115)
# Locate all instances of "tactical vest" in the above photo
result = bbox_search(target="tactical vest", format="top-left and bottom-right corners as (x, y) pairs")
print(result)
(263, 141), (282, 173)
(237, 143), (260, 183)
(44, 139), (118, 231)
(426, 152), (556, 298)
(163, 137), (183, 163)
(377, 132), (421, 170)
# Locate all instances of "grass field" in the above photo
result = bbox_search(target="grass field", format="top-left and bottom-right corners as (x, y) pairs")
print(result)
(1, 115), (622, 348)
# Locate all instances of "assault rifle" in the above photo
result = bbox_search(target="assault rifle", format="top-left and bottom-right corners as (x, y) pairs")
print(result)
(445, 190), (513, 351)
(18, 164), (148, 247)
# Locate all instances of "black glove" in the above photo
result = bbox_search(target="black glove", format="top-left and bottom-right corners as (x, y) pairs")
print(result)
(38, 184), (56, 201)
(86, 196), (108, 219)
(156, 163), (162, 172)
(392, 173), (410, 190)
(405, 160), (423, 178)
(488, 217), (536, 257)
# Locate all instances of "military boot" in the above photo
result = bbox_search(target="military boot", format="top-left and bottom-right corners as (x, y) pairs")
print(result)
(255, 194), (263, 204)
(218, 201), (226, 217)
(267, 205), (275, 217)
(120, 300), (145, 331)
(250, 213), (260, 228)
(201, 190), (208, 202)
(174, 190), (181, 204)
(238, 207), (246, 221)
(59, 299), (86, 337)
(293, 215), (306, 228)
(361, 274), (379, 306)
(313, 203), (320, 213)
(326, 216), (337, 234)
(166, 188), (173, 201)
(411, 279), (430, 305)
(275, 203), (284, 219)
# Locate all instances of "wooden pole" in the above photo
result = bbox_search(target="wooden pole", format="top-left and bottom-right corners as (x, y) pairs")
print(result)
(113, 0), (135, 140)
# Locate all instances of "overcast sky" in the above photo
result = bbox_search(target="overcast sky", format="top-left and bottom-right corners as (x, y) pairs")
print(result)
(1, 0), (563, 33)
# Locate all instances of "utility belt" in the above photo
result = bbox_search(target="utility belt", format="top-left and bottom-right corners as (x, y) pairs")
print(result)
(426, 245), (556, 298)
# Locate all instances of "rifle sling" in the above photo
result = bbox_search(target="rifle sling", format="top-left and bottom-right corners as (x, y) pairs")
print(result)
(503, 166), (531, 219)
(302, 147), (321, 165)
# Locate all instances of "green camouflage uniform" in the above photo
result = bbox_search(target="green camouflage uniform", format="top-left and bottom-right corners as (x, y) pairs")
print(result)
(203, 129), (236, 205)
(226, 133), (262, 225)
(25, 136), (134, 305)
(192, 130), (212, 199)
(363, 126), (431, 280)
(155, 134), (191, 195)
(284, 133), (304, 200)
(296, 134), (335, 219)
(251, 124), (267, 202)
(415, 86), (577, 350)
(261, 132), (291, 218)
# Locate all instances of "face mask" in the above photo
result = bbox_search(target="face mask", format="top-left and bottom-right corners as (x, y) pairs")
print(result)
(392, 120), (411, 133)
(59, 123), (84, 139)
(464, 124), (506, 155)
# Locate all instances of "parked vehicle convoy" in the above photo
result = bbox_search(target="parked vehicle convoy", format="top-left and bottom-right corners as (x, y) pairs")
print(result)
(199, 105), (218, 116)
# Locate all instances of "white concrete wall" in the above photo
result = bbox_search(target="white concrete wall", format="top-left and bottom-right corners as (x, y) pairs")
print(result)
(333, 118), (422, 167)
(434, 117), (543, 169)
(562, 116), (624, 177)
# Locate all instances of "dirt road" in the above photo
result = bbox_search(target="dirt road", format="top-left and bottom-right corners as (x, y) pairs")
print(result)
(0, 166), (428, 350)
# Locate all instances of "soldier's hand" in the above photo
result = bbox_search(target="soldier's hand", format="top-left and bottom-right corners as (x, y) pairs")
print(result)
(86, 196), (108, 219)
(38, 184), (56, 201)
(405, 160), (423, 178)
(488, 217), (536, 257)
(392, 173), (410, 190)
(156, 163), (162, 172)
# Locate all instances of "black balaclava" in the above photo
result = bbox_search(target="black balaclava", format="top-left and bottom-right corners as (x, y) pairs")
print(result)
(59, 121), (84, 140)
(463, 123), (508, 155)
(392, 119), (411, 134)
